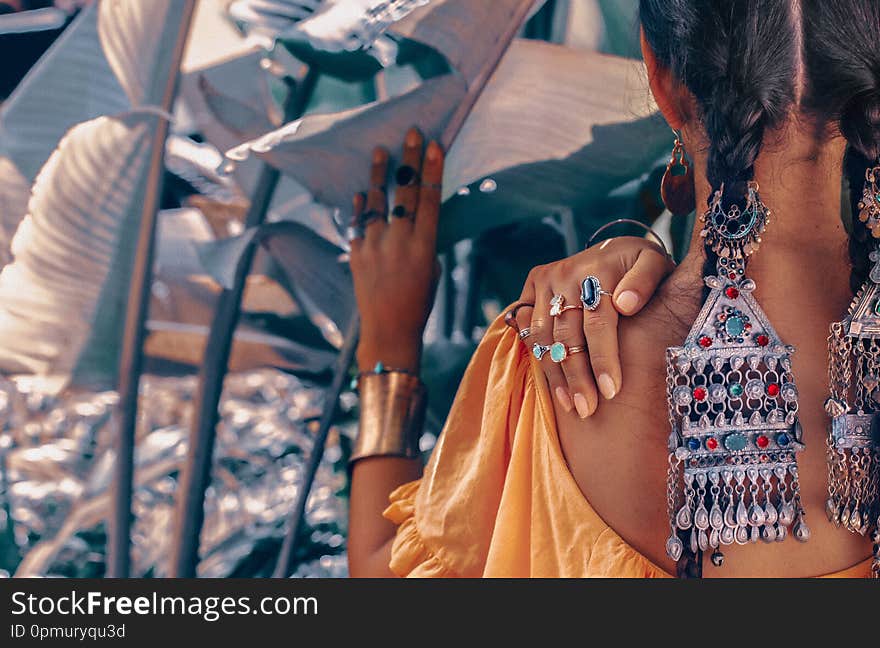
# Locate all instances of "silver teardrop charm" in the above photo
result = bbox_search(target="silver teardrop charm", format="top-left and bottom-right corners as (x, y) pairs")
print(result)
(709, 528), (720, 548)
(698, 529), (709, 551)
(761, 525), (777, 543)
(709, 503), (724, 530)
(793, 518), (811, 542)
(749, 525), (760, 543)
(736, 499), (749, 527)
(764, 502), (778, 526)
(850, 508), (863, 533)
(778, 501), (795, 526)
(676, 504), (693, 530)
(723, 502), (737, 528)
(720, 526), (735, 545)
(689, 529), (699, 553)
(775, 524), (787, 542)
(735, 525), (749, 545)
(666, 534), (684, 561)
(825, 498), (839, 525)
(694, 505), (710, 531)
(840, 506), (851, 530)
(748, 504), (767, 527)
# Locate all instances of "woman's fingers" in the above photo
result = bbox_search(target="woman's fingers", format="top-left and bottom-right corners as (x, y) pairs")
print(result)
(531, 289), (574, 415)
(582, 293), (621, 401)
(414, 141), (444, 250)
(364, 147), (389, 243)
(612, 246), (675, 315)
(552, 302), (598, 419)
(388, 128), (424, 237)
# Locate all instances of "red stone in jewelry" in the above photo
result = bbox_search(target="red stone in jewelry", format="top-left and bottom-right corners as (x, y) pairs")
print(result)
(725, 286), (740, 299)
(698, 335), (713, 348)
(756, 334), (769, 347)
(693, 387), (707, 402)
(706, 437), (718, 450)
(766, 383), (780, 397)
(756, 435), (770, 449)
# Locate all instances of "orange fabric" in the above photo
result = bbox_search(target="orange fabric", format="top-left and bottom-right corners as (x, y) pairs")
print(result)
(383, 313), (874, 578)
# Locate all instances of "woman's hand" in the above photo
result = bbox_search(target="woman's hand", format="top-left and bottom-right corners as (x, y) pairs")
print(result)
(349, 128), (444, 373)
(515, 237), (675, 419)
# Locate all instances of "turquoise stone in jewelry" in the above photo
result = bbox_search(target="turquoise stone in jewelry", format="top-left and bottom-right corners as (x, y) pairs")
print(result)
(550, 342), (567, 363)
(725, 316), (745, 337)
(724, 433), (748, 452)
(373, 362), (385, 374)
(729, 383), (744, 398)
(532, 344), (549, 360)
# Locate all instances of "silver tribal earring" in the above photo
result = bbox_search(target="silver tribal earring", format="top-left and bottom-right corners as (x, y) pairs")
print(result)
(664, 182), (808, 571)
(827, 163), (880, 578)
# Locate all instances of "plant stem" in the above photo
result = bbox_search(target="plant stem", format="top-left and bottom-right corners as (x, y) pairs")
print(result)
(272, 314), (359, 578)
(169, 68), (319, 578)
(106, 2), (196, 578)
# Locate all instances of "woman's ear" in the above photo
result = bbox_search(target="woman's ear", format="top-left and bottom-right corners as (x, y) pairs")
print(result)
(640, 27), (686, 131)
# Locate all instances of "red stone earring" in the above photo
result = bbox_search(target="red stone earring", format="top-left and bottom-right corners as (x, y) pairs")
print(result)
(661, 130), (695, 217)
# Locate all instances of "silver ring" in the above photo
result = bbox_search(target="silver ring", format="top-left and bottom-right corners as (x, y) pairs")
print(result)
(532, 343), (550, 360)
(519, 327), (532, 340)
(580, 275), (612, 311)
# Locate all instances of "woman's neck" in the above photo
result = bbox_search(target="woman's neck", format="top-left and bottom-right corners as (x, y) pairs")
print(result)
(676, 128), (853, 322)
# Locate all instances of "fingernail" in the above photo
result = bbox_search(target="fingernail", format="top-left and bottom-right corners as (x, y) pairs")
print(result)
(598, 374), (617, 400)
(426, 141), (440, 161)
(555, 387), (573, 413)
(573, 393), (592, 419)
(406, 128), (420, 146)
(616, 291), (640, 313)
(373, 148), (386, 163)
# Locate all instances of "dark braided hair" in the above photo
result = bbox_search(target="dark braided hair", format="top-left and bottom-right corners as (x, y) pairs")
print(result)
(639, 0), (800, 282)
(801, 1), (880, 292)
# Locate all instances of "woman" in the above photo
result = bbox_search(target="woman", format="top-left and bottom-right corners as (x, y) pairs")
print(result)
(347, 0), (880, 577)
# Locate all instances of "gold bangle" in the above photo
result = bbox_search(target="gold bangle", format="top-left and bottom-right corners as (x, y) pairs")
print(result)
(350, 372), (427, 465)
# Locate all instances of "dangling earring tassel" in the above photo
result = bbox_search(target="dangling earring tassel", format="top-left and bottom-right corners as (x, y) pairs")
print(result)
(825, 165), (880, 559)
(665, 183), (808, 574)
(661, 130), (696, 217)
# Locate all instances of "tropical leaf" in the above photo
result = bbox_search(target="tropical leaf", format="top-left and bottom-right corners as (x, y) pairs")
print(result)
(435, 39), (667, 246)
(0, 0), (198, 261)
(0, 113), (155, 391)
(225, 72), (466, 213)
(0, 0), (199, 391)
(197, 220), (354, 350)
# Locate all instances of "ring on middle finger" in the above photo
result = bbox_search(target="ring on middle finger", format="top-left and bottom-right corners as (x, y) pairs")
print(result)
(391, 205), (415, 219)
(550, 294), (583, 317)
(580, 275), (613, 311)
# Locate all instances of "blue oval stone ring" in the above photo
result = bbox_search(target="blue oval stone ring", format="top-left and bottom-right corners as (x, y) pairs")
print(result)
(580, 275), (612, 311)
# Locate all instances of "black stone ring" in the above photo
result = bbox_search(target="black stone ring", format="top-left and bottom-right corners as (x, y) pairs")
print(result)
(391, 205), (415, 219)
(395, 165), (420, 187)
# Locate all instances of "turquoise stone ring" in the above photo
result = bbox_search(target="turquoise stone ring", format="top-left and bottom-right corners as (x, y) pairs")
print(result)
(549, 342), (587, 363)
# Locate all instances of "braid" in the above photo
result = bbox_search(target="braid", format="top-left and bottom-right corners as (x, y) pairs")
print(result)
(640, 0), (799, 284)
(802, 1), (880, 295)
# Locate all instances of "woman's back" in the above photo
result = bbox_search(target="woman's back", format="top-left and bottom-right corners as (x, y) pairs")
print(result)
(555, 212), (875, 576)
